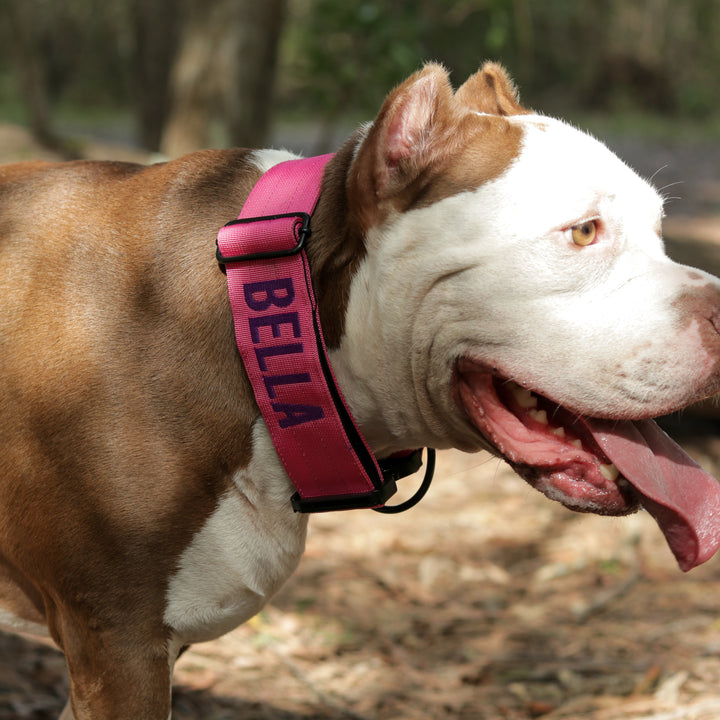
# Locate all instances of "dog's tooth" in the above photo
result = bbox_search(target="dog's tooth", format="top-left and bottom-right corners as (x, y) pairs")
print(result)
(551, 427), (566, 438)
(510, 383), (538, 409)
(599, 463), (620, 482)
(529, 409), (548, 425)
(570, 439), (583, 450)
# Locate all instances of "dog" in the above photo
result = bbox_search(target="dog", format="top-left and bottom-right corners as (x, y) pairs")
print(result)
(2, 62), (720, 718)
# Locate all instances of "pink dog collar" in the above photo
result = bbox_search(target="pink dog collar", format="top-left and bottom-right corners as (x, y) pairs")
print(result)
(216, 154), (434, 513)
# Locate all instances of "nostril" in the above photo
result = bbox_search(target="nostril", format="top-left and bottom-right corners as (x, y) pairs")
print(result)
(675, 281), (720, 338)
(710, 308), (720, 335)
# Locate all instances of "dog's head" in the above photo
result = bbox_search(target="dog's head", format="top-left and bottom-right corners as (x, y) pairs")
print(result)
(328, 63), (720, 570)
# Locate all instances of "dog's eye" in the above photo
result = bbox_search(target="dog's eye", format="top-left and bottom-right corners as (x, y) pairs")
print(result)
(571, 220), (597, 246)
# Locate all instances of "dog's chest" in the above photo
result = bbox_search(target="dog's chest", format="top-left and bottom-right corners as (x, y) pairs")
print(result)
(163, 421), (308, 644)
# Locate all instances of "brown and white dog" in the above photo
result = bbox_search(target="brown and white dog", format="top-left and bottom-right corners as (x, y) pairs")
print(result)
(2, 63), (720, 718)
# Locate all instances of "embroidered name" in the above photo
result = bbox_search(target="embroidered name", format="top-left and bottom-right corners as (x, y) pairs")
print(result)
(243, 278), (324, 428)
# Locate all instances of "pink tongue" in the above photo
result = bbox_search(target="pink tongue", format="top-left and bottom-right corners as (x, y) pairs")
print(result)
(587, 418), (720, 571)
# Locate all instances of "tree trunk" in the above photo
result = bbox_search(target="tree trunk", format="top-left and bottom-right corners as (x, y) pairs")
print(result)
(127, 0), (182, 152)
(225, 0), (287, 150)
(5, 0), (59, 150)
(161, 0), (287, 157)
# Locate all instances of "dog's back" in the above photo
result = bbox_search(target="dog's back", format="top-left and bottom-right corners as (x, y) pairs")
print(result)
(3, 63), (720, 719)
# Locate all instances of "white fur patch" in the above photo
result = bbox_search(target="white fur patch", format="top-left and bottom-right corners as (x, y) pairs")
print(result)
(329, 113), (720, 456)
(250, 148), (302, 175)
(163, 421), (307, 644)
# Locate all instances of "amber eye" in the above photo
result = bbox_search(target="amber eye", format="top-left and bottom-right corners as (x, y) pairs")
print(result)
(571, 220), (597, 246)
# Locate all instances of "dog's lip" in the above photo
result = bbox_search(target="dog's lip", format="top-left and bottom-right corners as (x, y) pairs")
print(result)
(452, 358), (639, 515)
(453, 358), (720, 571)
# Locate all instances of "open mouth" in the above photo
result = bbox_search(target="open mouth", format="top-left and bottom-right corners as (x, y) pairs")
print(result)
(455, 360), (638, 515)
(454, 357), (720, 572)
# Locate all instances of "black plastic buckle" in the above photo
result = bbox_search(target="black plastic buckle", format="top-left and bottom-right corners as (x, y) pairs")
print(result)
(290, 479), (398, 513)
(289, 448), (435, 514)
(216, 212), (311, 265)
(378, 449), (424, 482)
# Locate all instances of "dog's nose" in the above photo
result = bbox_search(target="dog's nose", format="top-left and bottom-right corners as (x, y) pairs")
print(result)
(710, 306), (720, 336)
(675, 277), (720, 341)
(700, 280), (720, 337)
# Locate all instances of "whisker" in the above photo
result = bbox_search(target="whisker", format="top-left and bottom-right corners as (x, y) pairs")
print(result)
(440, 453), (500, 481)
(657, 180), (685, 194)
(648, 164), (669, 184)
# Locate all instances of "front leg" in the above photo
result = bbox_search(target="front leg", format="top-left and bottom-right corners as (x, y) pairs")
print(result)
(56, 622), (173, 720)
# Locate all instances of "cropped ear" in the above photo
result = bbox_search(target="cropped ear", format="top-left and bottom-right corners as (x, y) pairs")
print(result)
(382, 64), (453, 170)
(455, 62), (529, 116)
(354, 63), (459, 203)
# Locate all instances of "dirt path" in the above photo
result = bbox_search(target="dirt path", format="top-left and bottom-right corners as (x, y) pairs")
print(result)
(5, 448), (720, 720)
(1, 125), (720, 720)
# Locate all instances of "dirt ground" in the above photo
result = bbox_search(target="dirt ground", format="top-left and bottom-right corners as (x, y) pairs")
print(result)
(1, 124), (720, 720)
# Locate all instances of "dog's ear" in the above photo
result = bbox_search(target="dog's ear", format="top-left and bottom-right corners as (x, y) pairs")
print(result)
(353, 63), (459, 205)
(381, 63), (455, 176)
(455, 62), (529, 116)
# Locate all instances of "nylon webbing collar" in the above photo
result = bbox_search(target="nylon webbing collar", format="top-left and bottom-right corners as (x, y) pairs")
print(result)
(216, 154), (434, 513)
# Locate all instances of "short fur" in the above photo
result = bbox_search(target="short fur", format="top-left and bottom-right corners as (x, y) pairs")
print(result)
(1, 63), (720, 718)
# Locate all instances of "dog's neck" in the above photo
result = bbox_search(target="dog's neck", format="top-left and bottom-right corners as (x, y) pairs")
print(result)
(217, 149), (432, 512)
(302, 133), (369, 350)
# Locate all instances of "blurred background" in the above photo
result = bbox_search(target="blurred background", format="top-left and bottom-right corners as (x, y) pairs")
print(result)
(3, 2), (720, 719)
(1, 0), (720, 159)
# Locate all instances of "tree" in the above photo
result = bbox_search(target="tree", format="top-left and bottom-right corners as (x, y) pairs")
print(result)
(125, 0), (182, 152)
(5, 0), (60, 150)
(161, 0), (287, 156)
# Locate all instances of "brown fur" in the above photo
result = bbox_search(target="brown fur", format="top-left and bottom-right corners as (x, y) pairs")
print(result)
(0, 153), (264, 714)
(0, 64), (525, 717)
(348, 63), (525, 231)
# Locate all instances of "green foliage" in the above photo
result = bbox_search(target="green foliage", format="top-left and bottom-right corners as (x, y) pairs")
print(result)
(1, 0), (720, 142)
(281, 0), (720, 123)
(281, 0), (428, 116)
(0, 0), (130, 108)
(279, 0), (533, 117)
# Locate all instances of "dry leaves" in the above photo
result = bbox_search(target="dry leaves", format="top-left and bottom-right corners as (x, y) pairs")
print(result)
(2, 130), (720, 719)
